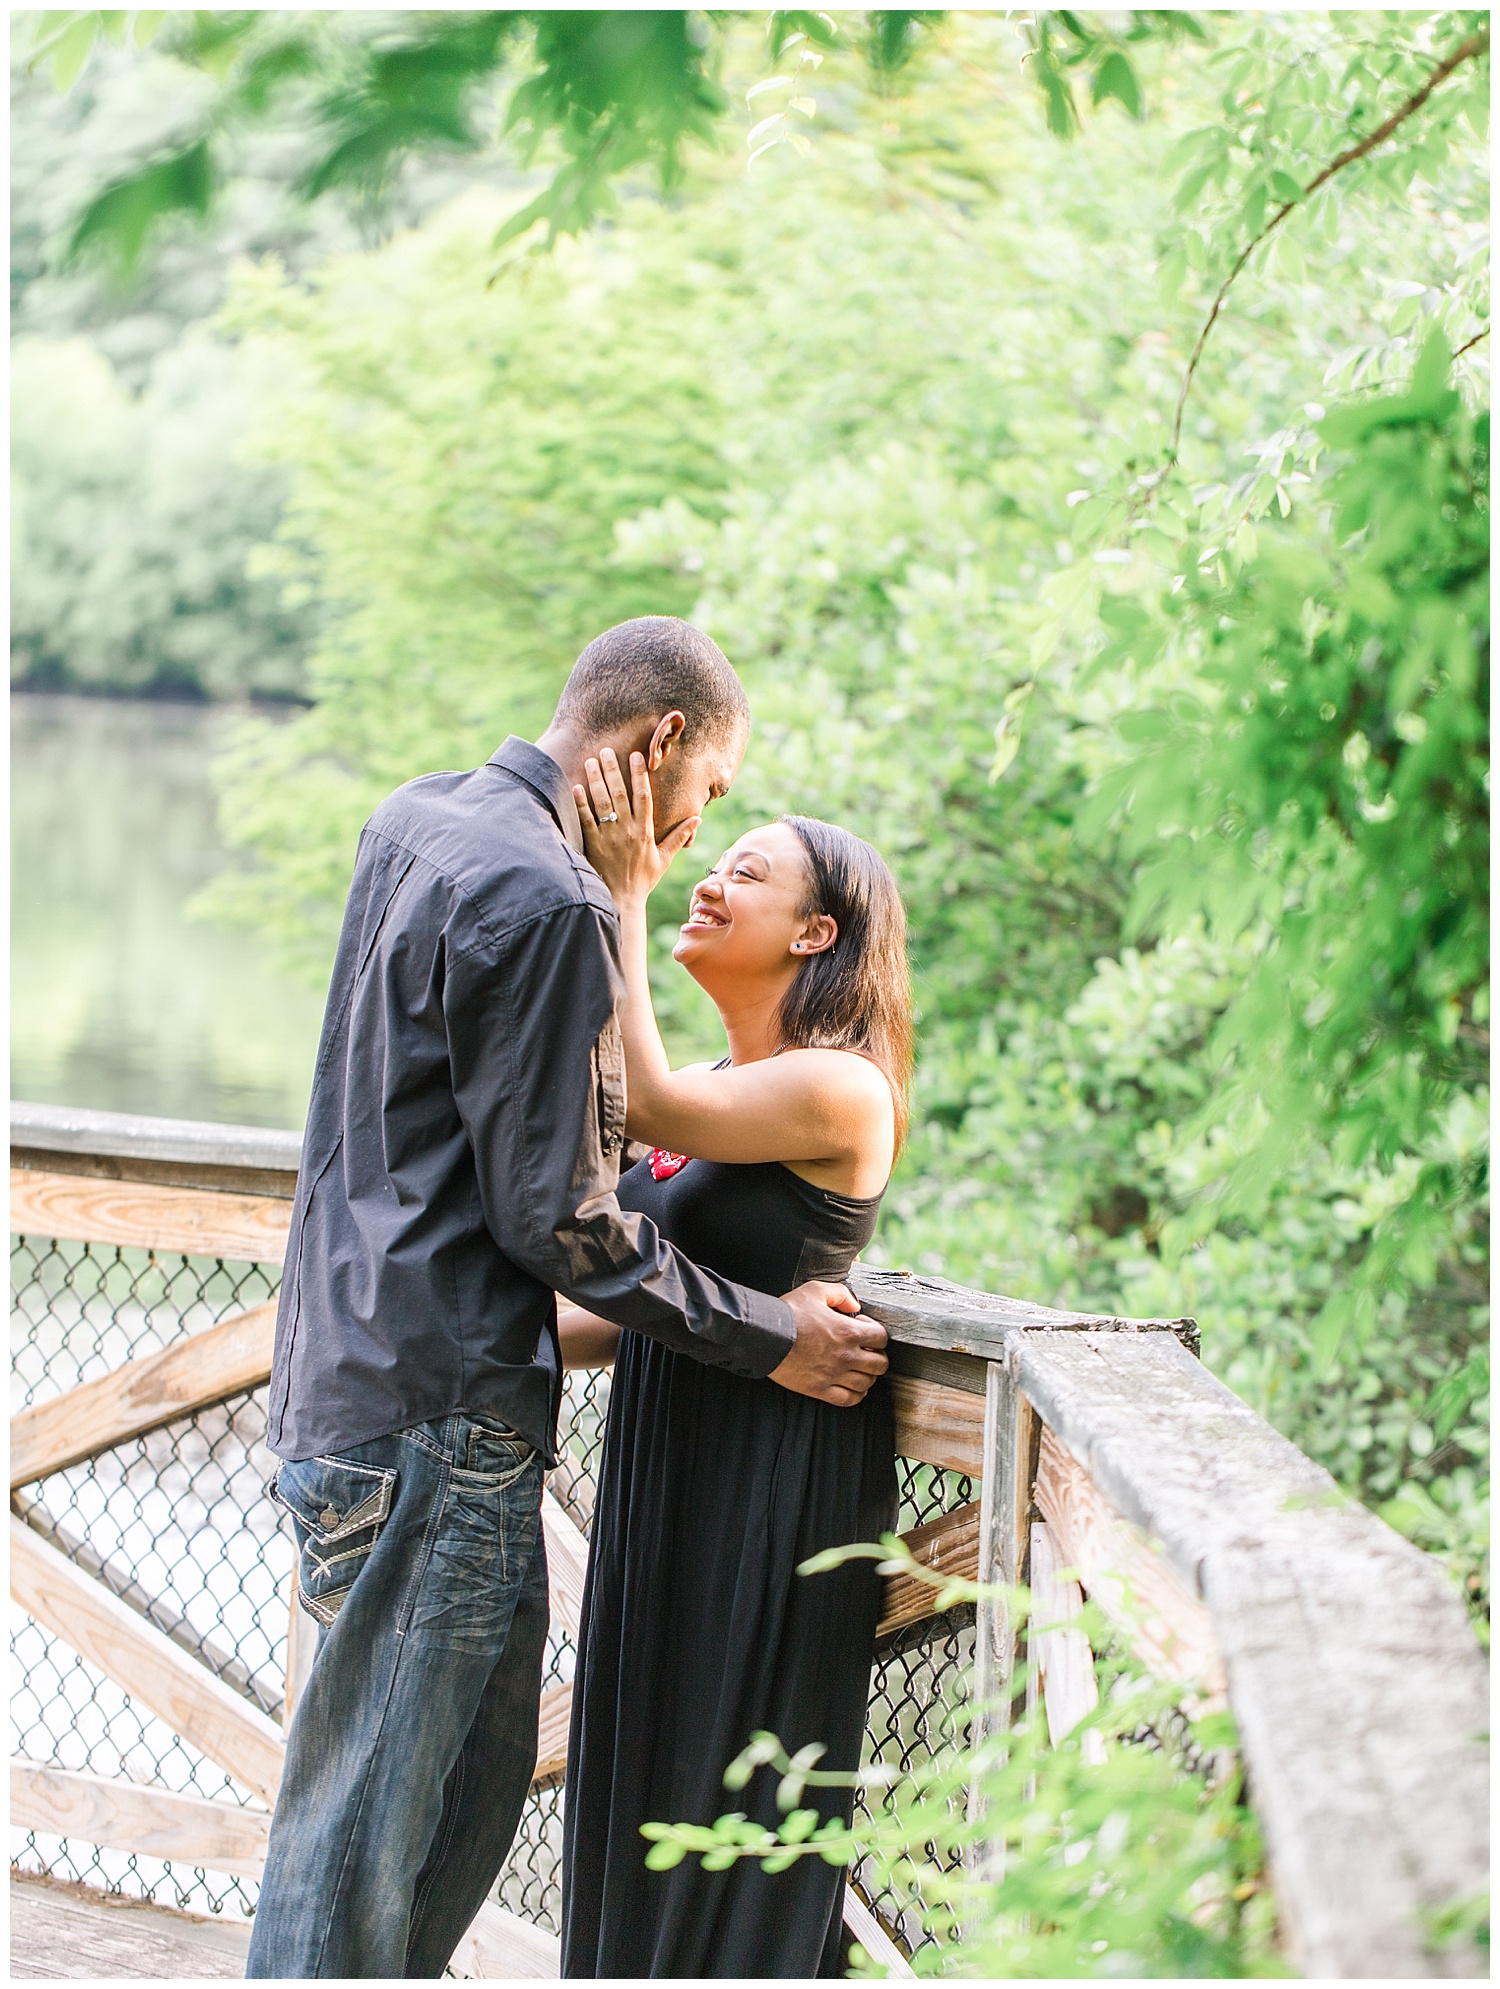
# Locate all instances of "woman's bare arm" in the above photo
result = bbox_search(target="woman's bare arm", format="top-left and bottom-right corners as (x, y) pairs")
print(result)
(557, 1301), (620, 1369)
(575, 751), (893, 1180)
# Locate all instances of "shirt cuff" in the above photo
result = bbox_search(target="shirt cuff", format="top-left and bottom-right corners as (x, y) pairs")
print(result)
(723, 1289), (797, 1380)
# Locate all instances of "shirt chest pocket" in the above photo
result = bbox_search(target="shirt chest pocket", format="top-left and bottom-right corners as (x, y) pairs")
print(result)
(272, 1455), (398, 1627)
(594, 1016), (626, 1159)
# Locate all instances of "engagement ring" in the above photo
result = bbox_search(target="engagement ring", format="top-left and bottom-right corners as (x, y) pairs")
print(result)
(600, 811), (619, 823)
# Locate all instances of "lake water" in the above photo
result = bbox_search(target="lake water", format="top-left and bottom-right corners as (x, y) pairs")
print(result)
(11, 695), (327, 1130)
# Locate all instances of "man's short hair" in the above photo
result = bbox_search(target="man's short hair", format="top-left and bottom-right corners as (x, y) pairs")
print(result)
(553, 617), (749, 749)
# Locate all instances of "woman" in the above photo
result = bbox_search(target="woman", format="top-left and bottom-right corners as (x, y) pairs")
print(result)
(556, 745), (913, 1980)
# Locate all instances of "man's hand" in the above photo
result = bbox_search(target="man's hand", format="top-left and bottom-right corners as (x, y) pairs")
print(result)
(770, 1281), (888, 1407)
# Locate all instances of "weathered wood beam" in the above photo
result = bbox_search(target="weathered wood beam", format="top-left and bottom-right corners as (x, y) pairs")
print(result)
(887, 1342), (986, 1395)
(11, 1304), (278, 1489)
(11, 1516), (287, 1809)
(18, 1518), (577, 1804)
(10, 1169), (294, 1264)
(876, 1501), (980, 1641)
(853, 1265), (1198, 1363)
(540, 1489), (589, 1642)
(532, 1685), (573, 1791)
(890, 1376), (985, 1476)
(1026, 1520), (1103, 1759)
(966, 1360), (1038, 1878)
(842, 1886), (913, 1977)
(1010, 1329), (1489, 1981)
(971, 1361), (1038, 1715)
(10, 1100), (302, 1199)
(284, 1578), (318, 1725)
(449, 1899), (563, 1979)
(17, 1499), (283, 1720)
(1033, 1425), (1224, 1708)
(11, 1760), (272, 1877)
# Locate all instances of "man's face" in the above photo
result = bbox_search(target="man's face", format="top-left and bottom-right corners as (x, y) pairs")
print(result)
(651, 718), (748, 844)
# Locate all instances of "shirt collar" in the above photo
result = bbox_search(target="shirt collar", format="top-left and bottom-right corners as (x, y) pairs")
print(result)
(488, 737), (584, 853)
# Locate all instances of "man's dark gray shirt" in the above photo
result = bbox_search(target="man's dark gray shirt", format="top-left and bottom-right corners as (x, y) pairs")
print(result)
(266, 737), (796, 1465)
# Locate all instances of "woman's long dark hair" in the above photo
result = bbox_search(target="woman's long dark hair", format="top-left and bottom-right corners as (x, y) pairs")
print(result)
(774, 815), (914, 1150)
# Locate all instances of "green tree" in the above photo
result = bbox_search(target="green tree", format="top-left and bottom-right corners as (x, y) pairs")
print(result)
(186, 18), (1487, 1619)
(11, 331), (309, 698)
(20, 7), (1485, 1965)
(24, 9), (1194, 274)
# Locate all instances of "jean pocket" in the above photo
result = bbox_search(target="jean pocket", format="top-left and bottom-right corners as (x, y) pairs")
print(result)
(458, 1414), (537, 1485)
(272, 1454), (398, 1627)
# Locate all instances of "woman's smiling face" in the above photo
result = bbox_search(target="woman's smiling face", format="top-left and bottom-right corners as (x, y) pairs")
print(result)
(672, 821), (832, 993)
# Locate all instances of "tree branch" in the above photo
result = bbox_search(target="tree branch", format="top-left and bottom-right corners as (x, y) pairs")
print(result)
(1454, 325), (1490, 359)
(1169, 27), (1490, 461)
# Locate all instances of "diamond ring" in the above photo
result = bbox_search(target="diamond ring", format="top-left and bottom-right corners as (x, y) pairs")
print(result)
(600, 812), (619, 824)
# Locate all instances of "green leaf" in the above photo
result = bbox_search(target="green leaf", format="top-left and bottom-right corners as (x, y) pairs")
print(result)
(1190, 1709), (1240, 1751)
(780, 1806), (820, 1843)
(989, 713), (1022, 782)
(644, 1839), (686, 1870)
(66, 139), (218, 276)
(42, 14), (101, 92)
(1319, 330), (1458, 446)
(1173, 162), (1215, 211)
(1429, 1352), (1489, 1442)
(1276, 232), (1306, 283)
(1115, 708), (1171, 744)
(1269, 168), (1303, 204)
(1039, 65), (1077, 138)
(1157, 244), (1188, 306)
(1407, 326), (1457, 413)
(864, 11), (940, 76)
(1099, 597), (1149, 636)
(1091, 50), (1142, 119)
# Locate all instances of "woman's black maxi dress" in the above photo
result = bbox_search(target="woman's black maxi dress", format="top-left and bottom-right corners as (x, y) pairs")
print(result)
(560, 1152), (897, 1980)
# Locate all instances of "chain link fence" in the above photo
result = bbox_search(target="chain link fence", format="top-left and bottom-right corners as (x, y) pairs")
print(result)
(11, 1231), (977, 1960)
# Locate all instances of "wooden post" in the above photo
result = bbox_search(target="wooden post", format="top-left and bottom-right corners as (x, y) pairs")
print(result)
(283, 1573), (318, 1725)
(1027, 1521), (1105, 1761)
(966, 1354), (1037, 1873)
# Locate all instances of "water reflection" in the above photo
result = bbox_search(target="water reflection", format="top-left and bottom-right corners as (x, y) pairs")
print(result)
(11, 694), (326, 1129)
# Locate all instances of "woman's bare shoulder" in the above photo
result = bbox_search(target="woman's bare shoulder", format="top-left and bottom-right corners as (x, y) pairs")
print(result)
(776, 1046), (895, 1111)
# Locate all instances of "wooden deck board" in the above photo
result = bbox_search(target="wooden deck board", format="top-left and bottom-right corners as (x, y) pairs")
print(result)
(10, 1873), (251, 1979)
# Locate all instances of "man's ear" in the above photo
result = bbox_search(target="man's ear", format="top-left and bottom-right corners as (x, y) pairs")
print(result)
(646, 711), (688, 770)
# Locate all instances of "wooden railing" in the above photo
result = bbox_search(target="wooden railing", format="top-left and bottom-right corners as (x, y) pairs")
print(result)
(9, 1101), (1488, 1979)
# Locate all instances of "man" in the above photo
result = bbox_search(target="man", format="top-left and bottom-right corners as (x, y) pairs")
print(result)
(246, 616), (888, 1978)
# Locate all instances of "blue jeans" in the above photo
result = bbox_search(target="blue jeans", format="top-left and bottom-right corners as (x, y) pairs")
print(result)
(245, 1410), (550, 1979)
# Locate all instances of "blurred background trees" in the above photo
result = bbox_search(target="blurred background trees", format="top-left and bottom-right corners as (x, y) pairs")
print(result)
(12, 10), (1488, 1621)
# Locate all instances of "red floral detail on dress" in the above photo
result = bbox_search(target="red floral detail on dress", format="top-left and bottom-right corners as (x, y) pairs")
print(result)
(650, 1149), (690, 1181)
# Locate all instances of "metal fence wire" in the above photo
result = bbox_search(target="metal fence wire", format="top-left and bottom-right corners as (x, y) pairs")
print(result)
(11, 1233), (975, 1958)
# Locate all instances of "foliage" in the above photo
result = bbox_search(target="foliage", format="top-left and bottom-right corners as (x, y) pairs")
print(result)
(641, 1545), (1283, 1979)
(15, 10), (1489, 1965)
(193, 16), (1489, 1629)
(24, 9), (1190, 274)
(193, 197), (734, 956)
(1091, 339), (1488, 1369)
(10, 26), (527, 696)
(11, 332), (308, 698)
